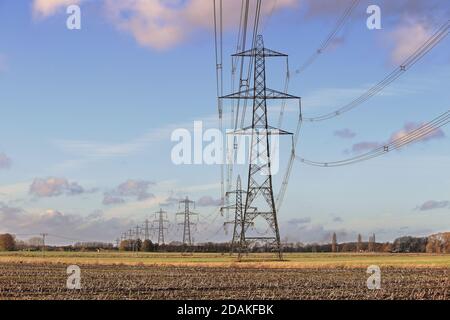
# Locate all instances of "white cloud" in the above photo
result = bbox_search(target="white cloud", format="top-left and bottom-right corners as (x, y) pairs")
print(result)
(103, 179), (155, 205)
(33, 0), (83, 18)
(105, 0), (297, 50)
(29, 177), (89, 197)
(32, 0), (296, 50)
(0, 204), (130, 243)
(389, 20), (432, 65)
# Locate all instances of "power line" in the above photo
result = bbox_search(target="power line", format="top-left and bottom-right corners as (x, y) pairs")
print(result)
(296, 109), (450, 167)
(303, 19), (450, 122)
(226, 0), (261, 223)
(213, 0), (225, 205)
(295, 0), (360, 75)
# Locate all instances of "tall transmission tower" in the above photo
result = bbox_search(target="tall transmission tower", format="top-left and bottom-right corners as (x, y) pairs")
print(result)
(144, 219), (150, 241)
(221, 175), (244, 254)
(221, 35), (300, 260)
(127, 229), (134, 251)
(221, 175), (255, 254)
(176, 197), (198, 246)
(154, 209), (169, 245)
(40, 233), (48, 254)
(135, 225), (141, 240)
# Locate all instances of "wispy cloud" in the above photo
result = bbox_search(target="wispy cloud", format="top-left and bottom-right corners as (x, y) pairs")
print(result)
(32, 0), (296, 50)
(416, 200), (449, 211)
(388, 20), (432, 65)
(196, 196), (222, 207)
(32, 0), (83, 18)
(0, 203), (131, 243)
(29, 177), (94, 198)
(104, 0), (297, 50)
(0, 153), (12, 170)
(103, 179), (155, 206)
(349, 121), (445, 154)
(334, 128), (356, 139)
(52, 112), (226, 171)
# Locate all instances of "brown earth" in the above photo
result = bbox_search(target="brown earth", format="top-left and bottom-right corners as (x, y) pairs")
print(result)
(0, 262), (447, 300)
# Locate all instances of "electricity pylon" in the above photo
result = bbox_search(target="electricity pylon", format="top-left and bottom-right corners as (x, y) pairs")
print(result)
(221, 175), (244, 254)
(176, 197), (198, 246)
(144, 219), (150, 241)
(221, 175), (257, 255)
(220, 35), (300, 260)
(154, 208), (169, 245)
(127, 229), (134, 251)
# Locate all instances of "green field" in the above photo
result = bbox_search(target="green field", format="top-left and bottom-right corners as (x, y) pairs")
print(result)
(0, 251), (448, 268)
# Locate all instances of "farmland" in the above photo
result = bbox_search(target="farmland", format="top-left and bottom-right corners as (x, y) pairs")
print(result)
(0, 252), (448, 300)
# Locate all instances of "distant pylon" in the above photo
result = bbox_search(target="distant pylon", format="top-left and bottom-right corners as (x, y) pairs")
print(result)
(176, 197), (198, 246)
(221, 175), (256, 255)
(144, 219), (150, 241)
(221, 175), (244, 254)
(332, 232), (337, 253)
(220, 35), (300, 260)
(40, 233), (48, 254)
(154, 208), (169, 245)
(135, 225), (141, 240)
(127, 229), (134, 251)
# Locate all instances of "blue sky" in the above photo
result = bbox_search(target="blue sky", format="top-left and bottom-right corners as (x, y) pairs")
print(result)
(0, 0), (449, 244)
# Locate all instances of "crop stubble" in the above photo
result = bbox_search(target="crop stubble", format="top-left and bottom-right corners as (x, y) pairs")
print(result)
(0, 262), (447, 300)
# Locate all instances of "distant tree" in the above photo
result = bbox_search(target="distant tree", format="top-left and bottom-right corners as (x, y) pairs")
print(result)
(28, 237), (44, 247)
(141, 239), (153, 252)
(426, 240), (435, 253)
(435, 242), (441, 253)
(341, 242), (355, 252)
(0, 234), (16, 251)
(331, 233), (337, 253)
(381, 242), (392, 252)
(393, 236), (427, 253)
(119, 240), (131, 251)
(427, 232), (450, 254)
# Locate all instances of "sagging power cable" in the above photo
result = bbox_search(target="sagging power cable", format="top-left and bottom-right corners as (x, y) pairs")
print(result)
(297, 109), (450, 167)
(303, 20), (450, 122)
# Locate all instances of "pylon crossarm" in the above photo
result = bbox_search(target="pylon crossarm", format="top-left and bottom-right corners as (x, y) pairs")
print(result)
(229, 126), (293, 136)
(232, 48), (288, 57)
(220, 88), (299, 100)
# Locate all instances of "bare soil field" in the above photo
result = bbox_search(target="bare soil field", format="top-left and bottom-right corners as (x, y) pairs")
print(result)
(0, 262), (447, 300)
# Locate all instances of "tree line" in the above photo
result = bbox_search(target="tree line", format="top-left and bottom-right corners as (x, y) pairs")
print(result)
(0, 232), (448, 253)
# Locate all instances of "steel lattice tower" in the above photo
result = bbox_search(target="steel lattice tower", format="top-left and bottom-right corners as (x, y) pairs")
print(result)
(221, 175), (244, 254)
(221, 35), (299, 260)
(144, 219), (150, 241)
(154, 208), (169, 245)
(177, 197), (198, 246)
